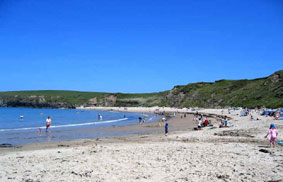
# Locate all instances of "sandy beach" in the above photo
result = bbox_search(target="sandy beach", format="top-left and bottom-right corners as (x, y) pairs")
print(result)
(0, 108), (282, 182)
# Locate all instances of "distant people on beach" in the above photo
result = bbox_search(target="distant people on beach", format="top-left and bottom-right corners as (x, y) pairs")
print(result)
(165, 122), (168, 136)
(46, 116), (51, 132)
(265, 123), (278, 148)
(219, 116), (229, 128)
(193, 116), (212, 130)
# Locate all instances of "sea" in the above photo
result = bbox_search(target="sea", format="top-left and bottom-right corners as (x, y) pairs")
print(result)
(0, 107), (160, 146)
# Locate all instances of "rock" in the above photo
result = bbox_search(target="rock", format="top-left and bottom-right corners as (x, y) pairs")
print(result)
(58, 144), (70, 147)
(217, 174), (230, 179)
(259, 149), (269, 153)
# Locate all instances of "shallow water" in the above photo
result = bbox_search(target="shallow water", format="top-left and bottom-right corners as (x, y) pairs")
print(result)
(0, 107), (160, 145)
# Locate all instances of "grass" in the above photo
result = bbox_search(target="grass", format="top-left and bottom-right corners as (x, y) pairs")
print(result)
(0, 70), (282, 108)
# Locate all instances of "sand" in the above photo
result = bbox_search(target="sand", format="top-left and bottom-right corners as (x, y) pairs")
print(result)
(0, 108), (282, 182)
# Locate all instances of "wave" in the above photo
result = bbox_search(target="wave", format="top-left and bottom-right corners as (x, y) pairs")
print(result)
(0, 118), (128, 132)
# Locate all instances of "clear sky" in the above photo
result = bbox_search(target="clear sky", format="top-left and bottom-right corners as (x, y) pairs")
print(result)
(0, 0), (282, 93)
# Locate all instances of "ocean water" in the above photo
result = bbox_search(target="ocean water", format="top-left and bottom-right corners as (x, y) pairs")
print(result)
(0, 107), (160, 146)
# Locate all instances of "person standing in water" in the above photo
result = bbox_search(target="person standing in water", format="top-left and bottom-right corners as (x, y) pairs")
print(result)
(98, 113), (102, 120)
(46, 116), (51, 132)
(138, 117), (142, 124)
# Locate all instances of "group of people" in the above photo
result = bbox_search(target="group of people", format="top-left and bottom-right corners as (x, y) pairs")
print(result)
(219, 116), (229, 128)
(193, 114), (210, 130)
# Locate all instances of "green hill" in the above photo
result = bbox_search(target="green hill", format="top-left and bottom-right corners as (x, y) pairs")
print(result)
(164, 70), (283, 108)
(0, 70), (282, 108)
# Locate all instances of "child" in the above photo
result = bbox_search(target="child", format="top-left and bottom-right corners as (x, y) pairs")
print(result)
(265, 123), (278, 148)
(165, 122), (169, 136)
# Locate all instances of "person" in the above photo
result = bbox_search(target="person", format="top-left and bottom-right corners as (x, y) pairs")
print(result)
(46, 116), (51, 132)
(198, 118), (202, 129)
(138, 117), (142, 124)
(265, 123), (278, 148)
(165, 122), (169, 136)
(219, 119), (225, 128)
(203, 118), (209, 127)
(224, 116), (229, 127)
(98, 113), (102, 120)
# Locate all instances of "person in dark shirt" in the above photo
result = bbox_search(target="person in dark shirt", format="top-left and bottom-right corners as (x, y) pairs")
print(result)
(165, 122), (169, 136)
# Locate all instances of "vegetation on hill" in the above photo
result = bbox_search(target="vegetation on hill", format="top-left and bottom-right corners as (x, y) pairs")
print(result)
(0, 71), (282, 108)
(164, 70), (282, 108)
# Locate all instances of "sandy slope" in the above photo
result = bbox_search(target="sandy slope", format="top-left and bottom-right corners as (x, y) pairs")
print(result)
(0, 108), (282, 182)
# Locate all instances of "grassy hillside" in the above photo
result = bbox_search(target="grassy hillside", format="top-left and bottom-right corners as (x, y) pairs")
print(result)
(0, 90), (167, 108)
(164, 70), (283, 108)
(0, 70), (282, 108)
(0, 90), (108, 106)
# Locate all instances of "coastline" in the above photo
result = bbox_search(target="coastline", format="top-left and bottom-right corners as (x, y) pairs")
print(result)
(0, 111), (213, 153)
(0, 108), (282, 181)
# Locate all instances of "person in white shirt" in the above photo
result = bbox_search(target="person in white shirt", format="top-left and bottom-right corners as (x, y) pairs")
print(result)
(46, 116), (52, 132)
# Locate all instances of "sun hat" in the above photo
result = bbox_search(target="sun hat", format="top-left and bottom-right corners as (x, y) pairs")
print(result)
(270, 123), (276, 129)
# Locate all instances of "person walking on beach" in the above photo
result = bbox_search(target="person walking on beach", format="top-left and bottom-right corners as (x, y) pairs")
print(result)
(165, 122), (169, 136)
(265, 123), (278, 148)
(46, 116), (51, 132)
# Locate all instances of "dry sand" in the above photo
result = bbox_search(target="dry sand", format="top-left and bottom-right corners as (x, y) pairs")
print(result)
(0, 108), (282, 182)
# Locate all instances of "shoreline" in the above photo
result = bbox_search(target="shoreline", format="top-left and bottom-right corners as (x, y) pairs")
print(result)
(0, 106), (220, 150)
(1, 108), (282, 181)
(0, 112), (216, 153)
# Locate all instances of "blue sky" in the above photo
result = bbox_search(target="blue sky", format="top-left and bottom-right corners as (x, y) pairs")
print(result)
(0, 0), (282, 93)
